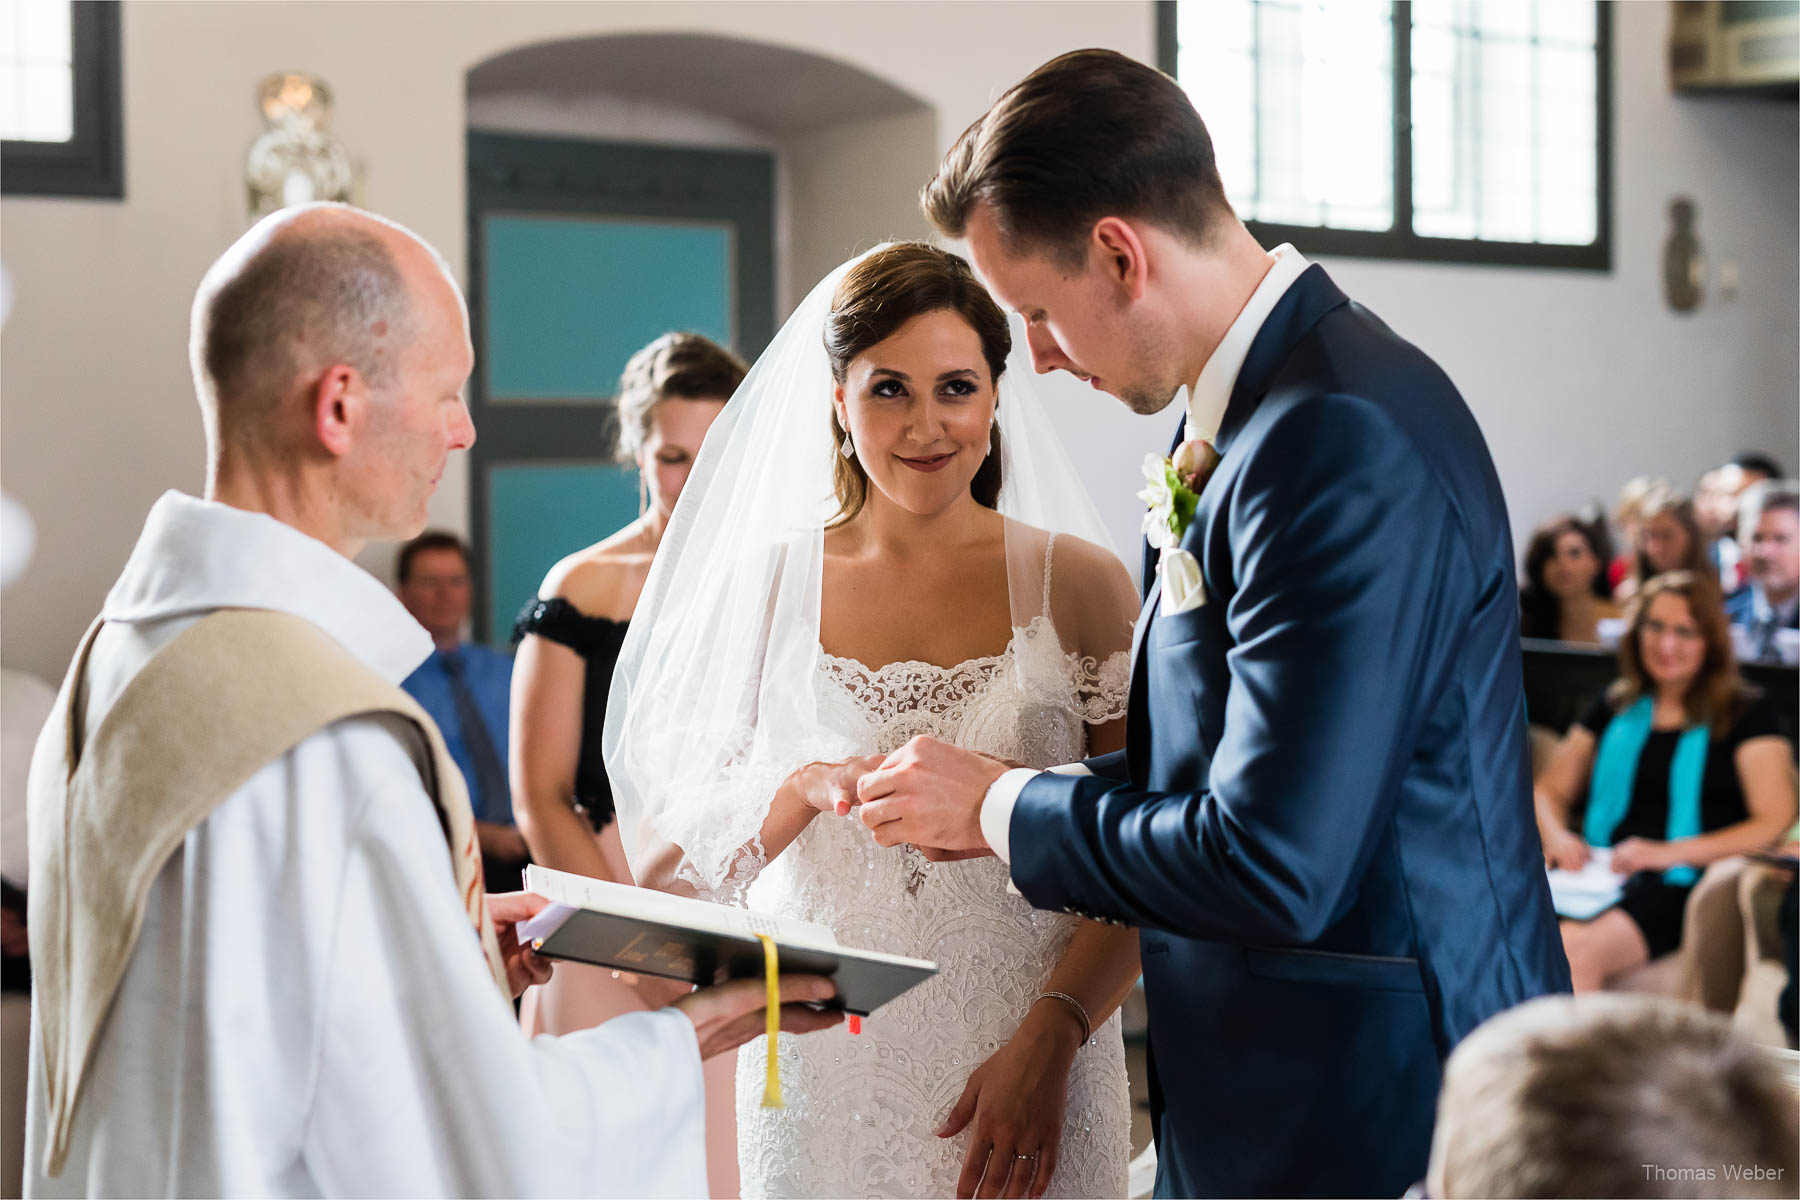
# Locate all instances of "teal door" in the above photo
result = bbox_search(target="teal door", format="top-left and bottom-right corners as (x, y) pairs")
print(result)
(466, 132), (774, 640)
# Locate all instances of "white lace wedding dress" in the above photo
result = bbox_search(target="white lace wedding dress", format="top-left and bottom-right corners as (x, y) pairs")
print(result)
(734, 537), (1134, 1199)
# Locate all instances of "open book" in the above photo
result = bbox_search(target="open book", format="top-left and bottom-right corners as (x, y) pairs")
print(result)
(519, 864), (938, 1017)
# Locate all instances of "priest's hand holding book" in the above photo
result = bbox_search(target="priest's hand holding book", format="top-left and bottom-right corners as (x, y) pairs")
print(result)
(671, 974), (844, 1060)
(490, 889), (843, 1058)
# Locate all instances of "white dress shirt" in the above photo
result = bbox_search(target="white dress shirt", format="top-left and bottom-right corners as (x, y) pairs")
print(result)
(979, 245), (1311, 864)
(25, 491), (706, 1198)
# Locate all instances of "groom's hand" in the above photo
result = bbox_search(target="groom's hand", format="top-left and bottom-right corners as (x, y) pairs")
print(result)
(856, 736), (1009, 853)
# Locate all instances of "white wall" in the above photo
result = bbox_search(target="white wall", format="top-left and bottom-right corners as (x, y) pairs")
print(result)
(785, 108), (939, 307)
(2, 0), (1796, 684)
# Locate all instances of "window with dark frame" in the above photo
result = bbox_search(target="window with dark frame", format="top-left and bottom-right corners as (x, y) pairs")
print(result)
(1157, 0), (1611, 270)
(2, 0), (122, 199)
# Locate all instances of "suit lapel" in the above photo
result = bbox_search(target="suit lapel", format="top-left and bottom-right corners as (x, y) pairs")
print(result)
(1123, 265), (1354, 779)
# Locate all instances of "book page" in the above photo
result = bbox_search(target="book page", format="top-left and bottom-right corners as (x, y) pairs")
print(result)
(1547, 846), (1625, 921)
(525, 864), (838, 951)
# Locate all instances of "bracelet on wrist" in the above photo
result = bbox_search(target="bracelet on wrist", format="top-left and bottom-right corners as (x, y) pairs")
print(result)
(1036, 990), (1092, 1045)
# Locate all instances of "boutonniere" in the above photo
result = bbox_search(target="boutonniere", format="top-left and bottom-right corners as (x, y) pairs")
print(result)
(1137, 387), (1221, 551)
(1139, 387), (1221, 615)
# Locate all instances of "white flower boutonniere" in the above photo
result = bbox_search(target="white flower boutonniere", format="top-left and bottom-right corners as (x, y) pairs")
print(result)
(1140, 386), (1222, 613)
(1137, 452), (1195, 552)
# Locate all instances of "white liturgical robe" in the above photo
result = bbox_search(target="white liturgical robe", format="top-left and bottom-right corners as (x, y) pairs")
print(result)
(24, 492), (708, 1198)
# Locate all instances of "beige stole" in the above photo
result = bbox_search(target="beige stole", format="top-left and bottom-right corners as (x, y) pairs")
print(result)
(27, 608), (510, 1177)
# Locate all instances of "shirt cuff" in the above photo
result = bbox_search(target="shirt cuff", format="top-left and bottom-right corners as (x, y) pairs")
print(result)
(981, 763), (1092, 865)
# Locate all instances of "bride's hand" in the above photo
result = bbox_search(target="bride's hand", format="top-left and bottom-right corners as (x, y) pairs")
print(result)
(938, 1009), (1080, 1199)
(794, 754), (888, 817)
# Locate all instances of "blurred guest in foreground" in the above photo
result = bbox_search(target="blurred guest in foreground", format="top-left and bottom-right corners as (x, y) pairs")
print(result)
(509, 330), (744, 1196)
(1424, 993), (1797, 1199)
(1534, 572), (1796, 991)
(1609, 475), (1671, 594)
(396, 530), (527, 891)
(1519, 515), (1619, 643)
(1727, 481), (1800, 665)
(1618, 490), (1714, 602)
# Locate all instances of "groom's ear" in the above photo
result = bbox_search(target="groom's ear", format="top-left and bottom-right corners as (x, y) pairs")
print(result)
(1092, 218), (1149, 302)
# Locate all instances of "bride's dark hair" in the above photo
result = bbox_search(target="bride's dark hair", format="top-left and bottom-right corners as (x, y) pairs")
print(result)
(824, 242), (1010, 524)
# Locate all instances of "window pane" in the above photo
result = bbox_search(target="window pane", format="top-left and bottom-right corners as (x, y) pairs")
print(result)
(1177, 0), (1393, 231)
(1, 0), (74, 143)
(1411, 0), (1600, 245)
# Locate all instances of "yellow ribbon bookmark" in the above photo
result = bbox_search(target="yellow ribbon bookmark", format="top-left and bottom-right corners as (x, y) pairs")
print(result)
(756, 933), (784, 1109)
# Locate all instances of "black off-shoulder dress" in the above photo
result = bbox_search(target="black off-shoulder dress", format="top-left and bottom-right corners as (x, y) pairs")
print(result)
(512, 597), (630, 831)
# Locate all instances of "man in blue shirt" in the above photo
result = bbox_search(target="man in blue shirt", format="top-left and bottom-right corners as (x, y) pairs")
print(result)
(396, 531), (530, 889)
(1727, 481), (1800, 665)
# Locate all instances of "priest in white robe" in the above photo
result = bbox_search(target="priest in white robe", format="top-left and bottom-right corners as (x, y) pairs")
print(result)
(23, 203), (838, 1198)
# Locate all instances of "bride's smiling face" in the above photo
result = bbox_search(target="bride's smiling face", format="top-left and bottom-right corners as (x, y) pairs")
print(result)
(834, 309), (996, 518)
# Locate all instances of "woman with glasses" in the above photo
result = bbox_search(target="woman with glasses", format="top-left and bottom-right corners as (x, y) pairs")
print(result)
(1532, 571), (1797, 991)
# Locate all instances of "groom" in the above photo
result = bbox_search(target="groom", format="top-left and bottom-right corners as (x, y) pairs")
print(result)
(858, 50), (1570, 1198)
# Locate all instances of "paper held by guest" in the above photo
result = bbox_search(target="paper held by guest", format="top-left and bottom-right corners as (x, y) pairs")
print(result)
(1546, 846), (1625, 921)
(520, 864), (937, 1016)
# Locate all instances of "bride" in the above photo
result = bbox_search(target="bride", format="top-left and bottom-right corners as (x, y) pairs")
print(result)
(605, 243), (1141, 1199)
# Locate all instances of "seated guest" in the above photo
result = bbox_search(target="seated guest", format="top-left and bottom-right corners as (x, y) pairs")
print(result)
(1609, 475), (1671, 594)
(1425, 993), (1798, 1198)
(1731, 451), (1784, 487)
(1519, 515), (1620, 643)
(396, 530), (528, 891)
(1534, 571), (1797, 991)
(1727, 481), (1800, 664)
(1700, 455), (1784, 593)
(1695, 467), (1748, 592)
(1617, 490), (1715, 602)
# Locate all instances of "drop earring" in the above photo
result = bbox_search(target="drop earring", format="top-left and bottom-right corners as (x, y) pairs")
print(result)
(840, 432), (856, 460)
(638, 470), (649, 516)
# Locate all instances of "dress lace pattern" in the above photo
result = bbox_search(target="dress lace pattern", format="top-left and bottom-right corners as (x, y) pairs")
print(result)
(734, 564), (1134, 1197)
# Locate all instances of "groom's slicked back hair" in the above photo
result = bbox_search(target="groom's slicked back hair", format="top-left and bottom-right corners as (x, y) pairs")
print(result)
(922, 49), (1232, 264)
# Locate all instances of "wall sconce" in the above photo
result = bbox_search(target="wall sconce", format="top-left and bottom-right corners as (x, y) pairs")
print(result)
(1662, 196), (1704, 313)
(245, 73), (355, 218)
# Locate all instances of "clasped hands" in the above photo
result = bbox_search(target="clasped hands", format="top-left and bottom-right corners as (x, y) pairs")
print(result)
(1542, 829), (1684, 875)
(799, 736), (1016, 862)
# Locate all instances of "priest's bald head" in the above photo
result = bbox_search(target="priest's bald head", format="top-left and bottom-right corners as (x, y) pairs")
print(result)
(188, 202), (475, 556)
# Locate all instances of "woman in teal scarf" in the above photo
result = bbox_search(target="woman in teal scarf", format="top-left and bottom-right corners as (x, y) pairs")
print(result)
(1533, 571), (1796, 991)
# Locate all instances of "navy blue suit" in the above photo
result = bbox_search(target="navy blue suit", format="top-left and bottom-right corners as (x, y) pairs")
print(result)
(1010, 266), (1570, 1198)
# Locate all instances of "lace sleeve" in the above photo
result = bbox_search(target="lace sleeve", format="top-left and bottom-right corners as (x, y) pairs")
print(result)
(1043, 532), (1140, 727)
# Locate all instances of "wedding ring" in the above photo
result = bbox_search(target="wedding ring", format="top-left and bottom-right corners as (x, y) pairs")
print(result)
(1015, 1153), (1037, 1161)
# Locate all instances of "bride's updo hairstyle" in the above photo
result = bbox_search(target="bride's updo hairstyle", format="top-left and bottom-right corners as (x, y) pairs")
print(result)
(824, 242), (1010, 524)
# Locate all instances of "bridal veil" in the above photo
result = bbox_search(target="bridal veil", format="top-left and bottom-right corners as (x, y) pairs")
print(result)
(603, 246), (1138, 902)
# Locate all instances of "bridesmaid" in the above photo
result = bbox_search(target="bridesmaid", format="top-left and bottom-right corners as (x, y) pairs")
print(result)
(511, 331), (745, 1196)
